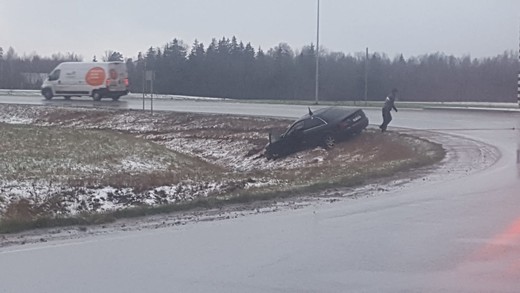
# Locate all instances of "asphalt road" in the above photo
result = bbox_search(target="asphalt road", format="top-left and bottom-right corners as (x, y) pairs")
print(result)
(1, 95), (520, 292)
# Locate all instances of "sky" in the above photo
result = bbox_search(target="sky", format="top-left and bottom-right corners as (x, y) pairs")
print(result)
(1, 0), (519, 60)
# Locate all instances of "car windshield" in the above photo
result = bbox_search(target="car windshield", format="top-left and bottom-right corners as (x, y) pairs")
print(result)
(285, 120), (304, 136)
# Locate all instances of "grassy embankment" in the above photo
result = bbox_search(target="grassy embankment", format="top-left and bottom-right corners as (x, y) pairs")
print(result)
(0, 121), (444, 234)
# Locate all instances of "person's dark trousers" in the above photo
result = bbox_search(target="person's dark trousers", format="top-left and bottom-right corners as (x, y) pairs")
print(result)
(380, 109), (392, 131)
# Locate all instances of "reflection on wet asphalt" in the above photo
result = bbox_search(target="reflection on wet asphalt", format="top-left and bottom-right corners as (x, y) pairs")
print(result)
(1, 94), (520, 292)
(42, 99), (129, 109)
(0, 94), (130, 109)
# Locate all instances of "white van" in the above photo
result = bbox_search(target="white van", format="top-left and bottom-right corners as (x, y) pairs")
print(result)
(41, 62), (129, 101)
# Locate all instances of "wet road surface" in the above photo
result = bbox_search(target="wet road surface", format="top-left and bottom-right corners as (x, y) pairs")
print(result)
(0, 95), (520, 292)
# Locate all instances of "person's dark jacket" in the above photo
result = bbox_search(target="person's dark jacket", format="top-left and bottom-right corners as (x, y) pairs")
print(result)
(383, 95), (398, 112)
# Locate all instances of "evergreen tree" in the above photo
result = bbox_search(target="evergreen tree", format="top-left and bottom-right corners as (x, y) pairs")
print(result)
(187, 40), (208, 96)
(107, 51), (123, 62)
(1, 38), (518, 102)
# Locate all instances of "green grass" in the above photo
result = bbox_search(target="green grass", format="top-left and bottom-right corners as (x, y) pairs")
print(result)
(0, 123), (219, 185)
(0, 120), (445, 234)
(0, 146), (444, 234)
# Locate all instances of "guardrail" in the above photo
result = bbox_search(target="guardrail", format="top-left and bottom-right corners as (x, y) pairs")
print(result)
(0, 89), (41, 96)
(0, 89), (518, 110)
(0, 89), (228, 101)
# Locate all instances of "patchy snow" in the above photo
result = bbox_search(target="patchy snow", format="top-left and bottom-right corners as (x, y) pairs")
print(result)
(119, 157), (168, 173)
(0, 104), (440, 219)
(0, 104), (295, 216)
(0, 176), (278, 216)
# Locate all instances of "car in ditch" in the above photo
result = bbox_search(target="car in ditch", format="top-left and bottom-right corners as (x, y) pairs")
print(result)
(265, 106), (369, 159)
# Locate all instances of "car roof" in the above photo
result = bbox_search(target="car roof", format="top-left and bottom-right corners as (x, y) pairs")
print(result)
(301, 107), (360, 122)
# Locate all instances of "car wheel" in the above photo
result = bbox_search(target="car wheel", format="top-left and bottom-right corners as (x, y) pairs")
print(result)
(92, 91), (102, 101)
(64, 96), (71, 100)
(265, 151), (278, 160)
(42, 88), (53, 100)
(112, 95), (120, 101)
(323, 134), (336, 149)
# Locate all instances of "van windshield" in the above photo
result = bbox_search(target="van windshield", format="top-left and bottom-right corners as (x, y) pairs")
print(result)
(48, 69), (60, 81)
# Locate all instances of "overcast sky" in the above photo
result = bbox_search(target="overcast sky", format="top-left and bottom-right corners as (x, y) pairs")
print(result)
(1, 0), (519, 60)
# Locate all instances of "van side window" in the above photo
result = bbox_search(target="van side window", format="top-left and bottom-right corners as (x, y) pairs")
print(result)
(48, 69), (61, 81)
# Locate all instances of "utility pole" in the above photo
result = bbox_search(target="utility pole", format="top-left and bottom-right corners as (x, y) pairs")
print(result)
(0, 47), (3, 88)
(150, 71), (154, 116)
(142, 60), (146, 111)
(517, 21), (520, 108)
(365, 47), (369, 106)
(314, 0), (320, 105)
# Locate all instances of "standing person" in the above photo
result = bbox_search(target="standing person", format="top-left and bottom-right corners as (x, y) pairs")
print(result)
(379, 88), (398, 132)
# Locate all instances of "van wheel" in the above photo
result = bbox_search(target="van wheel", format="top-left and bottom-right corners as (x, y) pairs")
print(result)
(42, 88), (53, 100)
(64, 96), (71, 100)
(92, 91), (102, 101)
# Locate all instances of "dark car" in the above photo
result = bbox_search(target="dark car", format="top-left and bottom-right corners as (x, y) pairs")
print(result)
(265, 107), (369, 159)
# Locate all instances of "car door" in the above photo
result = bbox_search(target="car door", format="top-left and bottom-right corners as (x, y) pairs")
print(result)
(302, 116), (327, 146)
(47, 69), (65, 94)
(60, 69), (80, 93)
(282, 120), (305, 152)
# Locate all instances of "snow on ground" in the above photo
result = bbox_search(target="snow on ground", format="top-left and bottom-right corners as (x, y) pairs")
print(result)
(0, 89), (229, 101)
(0, 105), (292, 216)
(0, 104), (439, 219)
(0, 176), (276, 216)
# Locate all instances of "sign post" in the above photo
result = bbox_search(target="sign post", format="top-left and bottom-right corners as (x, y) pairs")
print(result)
(142, 62), (146, 110)
(145, 70), (155, 115)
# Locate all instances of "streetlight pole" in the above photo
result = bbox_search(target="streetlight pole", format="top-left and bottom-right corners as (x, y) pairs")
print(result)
(517, 21), (520, 108)
(365, 47), (369, 106)
(315, 0), (320, 105)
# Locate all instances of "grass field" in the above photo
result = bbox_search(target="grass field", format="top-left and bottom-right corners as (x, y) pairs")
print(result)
(0, 105), (445, 233)
(0, 123), (218, 186)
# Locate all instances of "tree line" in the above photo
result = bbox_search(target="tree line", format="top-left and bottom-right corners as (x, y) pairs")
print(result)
(1, 37), (518, 102)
